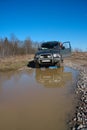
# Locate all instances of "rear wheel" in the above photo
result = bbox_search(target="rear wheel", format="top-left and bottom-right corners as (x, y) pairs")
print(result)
(60, 55), (63, 63)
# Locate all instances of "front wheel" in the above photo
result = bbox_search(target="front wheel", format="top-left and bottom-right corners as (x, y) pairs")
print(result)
(55, 61), (63, 67)
(55, 61), (61, 67)
(35, 62), (40, 68)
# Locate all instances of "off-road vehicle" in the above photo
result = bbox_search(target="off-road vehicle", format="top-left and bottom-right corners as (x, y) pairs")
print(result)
(34, 41), (71, 68)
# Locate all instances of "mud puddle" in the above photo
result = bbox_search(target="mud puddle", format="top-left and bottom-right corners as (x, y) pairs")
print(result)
(0, 67), (78, 130)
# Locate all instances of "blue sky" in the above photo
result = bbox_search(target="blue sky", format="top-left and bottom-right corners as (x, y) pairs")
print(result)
(0, 0), (87, 50)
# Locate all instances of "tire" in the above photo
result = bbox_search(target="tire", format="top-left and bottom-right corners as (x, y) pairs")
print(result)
(55, 61), (61, 67)
(60, 55), (63, 63)
(61, 59), (63, 63)
(35, 62), (40, 68)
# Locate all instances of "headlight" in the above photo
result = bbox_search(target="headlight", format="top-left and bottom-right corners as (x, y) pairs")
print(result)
(40, 55), (43, 58)
(53, 54), (60, 58)
(35, 54), (39, 58)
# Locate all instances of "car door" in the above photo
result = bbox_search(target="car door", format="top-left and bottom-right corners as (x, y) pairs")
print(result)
(60, 41), (71, 58)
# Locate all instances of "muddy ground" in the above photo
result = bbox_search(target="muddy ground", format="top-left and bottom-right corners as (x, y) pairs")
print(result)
(0, 52), (87, 130)
(0, 52), (87, 71)
(64, 52), (87, 68)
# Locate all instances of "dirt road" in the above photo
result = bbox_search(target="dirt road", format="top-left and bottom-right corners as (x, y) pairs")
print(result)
(0, 52), (87, 72)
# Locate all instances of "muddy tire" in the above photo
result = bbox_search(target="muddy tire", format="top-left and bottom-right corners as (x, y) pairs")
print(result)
(35, 62), (40, 68)
(55, 61), (63, 67)
(55, 61), (61, 67)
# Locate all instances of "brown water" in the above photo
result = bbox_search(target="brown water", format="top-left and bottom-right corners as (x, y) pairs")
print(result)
(0, 67), (78, 130)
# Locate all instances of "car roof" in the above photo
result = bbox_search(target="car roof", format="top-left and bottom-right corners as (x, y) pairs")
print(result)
(42, 41), (60, 44)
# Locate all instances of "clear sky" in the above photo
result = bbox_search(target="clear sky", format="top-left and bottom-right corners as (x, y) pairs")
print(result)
(0, 0), (87, 50)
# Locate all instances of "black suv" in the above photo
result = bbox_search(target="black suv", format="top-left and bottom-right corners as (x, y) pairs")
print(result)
(34, 41), (71, 68)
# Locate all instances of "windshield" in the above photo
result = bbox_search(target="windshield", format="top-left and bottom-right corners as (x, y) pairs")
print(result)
(41, 42), (60, 49)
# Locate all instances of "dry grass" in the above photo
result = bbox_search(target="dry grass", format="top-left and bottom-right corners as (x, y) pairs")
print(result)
(0, 55), (34, 72)
(65, 52), (87, 67)
(71, 52), (87, 60)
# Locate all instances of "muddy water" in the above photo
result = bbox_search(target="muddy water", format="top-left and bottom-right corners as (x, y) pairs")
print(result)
(0, 67), (78, 130)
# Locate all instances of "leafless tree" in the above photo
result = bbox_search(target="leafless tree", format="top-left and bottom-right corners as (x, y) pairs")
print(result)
(0, 34), (39, 57)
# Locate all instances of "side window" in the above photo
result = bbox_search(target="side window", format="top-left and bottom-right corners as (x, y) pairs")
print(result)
(63, 42), (71, 49)
(60, 41), (71, 57)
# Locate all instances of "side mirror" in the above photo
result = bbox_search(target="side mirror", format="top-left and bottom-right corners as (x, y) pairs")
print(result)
(62, 46), (65, 50)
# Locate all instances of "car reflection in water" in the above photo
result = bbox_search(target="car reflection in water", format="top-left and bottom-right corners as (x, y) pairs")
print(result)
(35, 67), (72, 88)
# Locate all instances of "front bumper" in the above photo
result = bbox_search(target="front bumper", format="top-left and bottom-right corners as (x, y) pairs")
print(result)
(34, 57), (61, 65)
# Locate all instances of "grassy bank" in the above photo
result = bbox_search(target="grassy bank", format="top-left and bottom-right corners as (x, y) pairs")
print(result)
(0, 55), (34, 72)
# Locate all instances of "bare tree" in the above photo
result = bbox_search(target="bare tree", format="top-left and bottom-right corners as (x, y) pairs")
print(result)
(3, 37), (9, 56)
(24, 38), (32, 54)
(10, 34), (21, 55)
(0, 34), (39, 57)
(74, 48), (82, 52)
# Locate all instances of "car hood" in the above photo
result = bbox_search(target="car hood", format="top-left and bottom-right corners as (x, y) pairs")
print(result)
(35, 49), (60, 55)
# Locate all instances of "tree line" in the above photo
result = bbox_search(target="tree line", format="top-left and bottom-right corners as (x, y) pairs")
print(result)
(0, 35), (39, 57)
